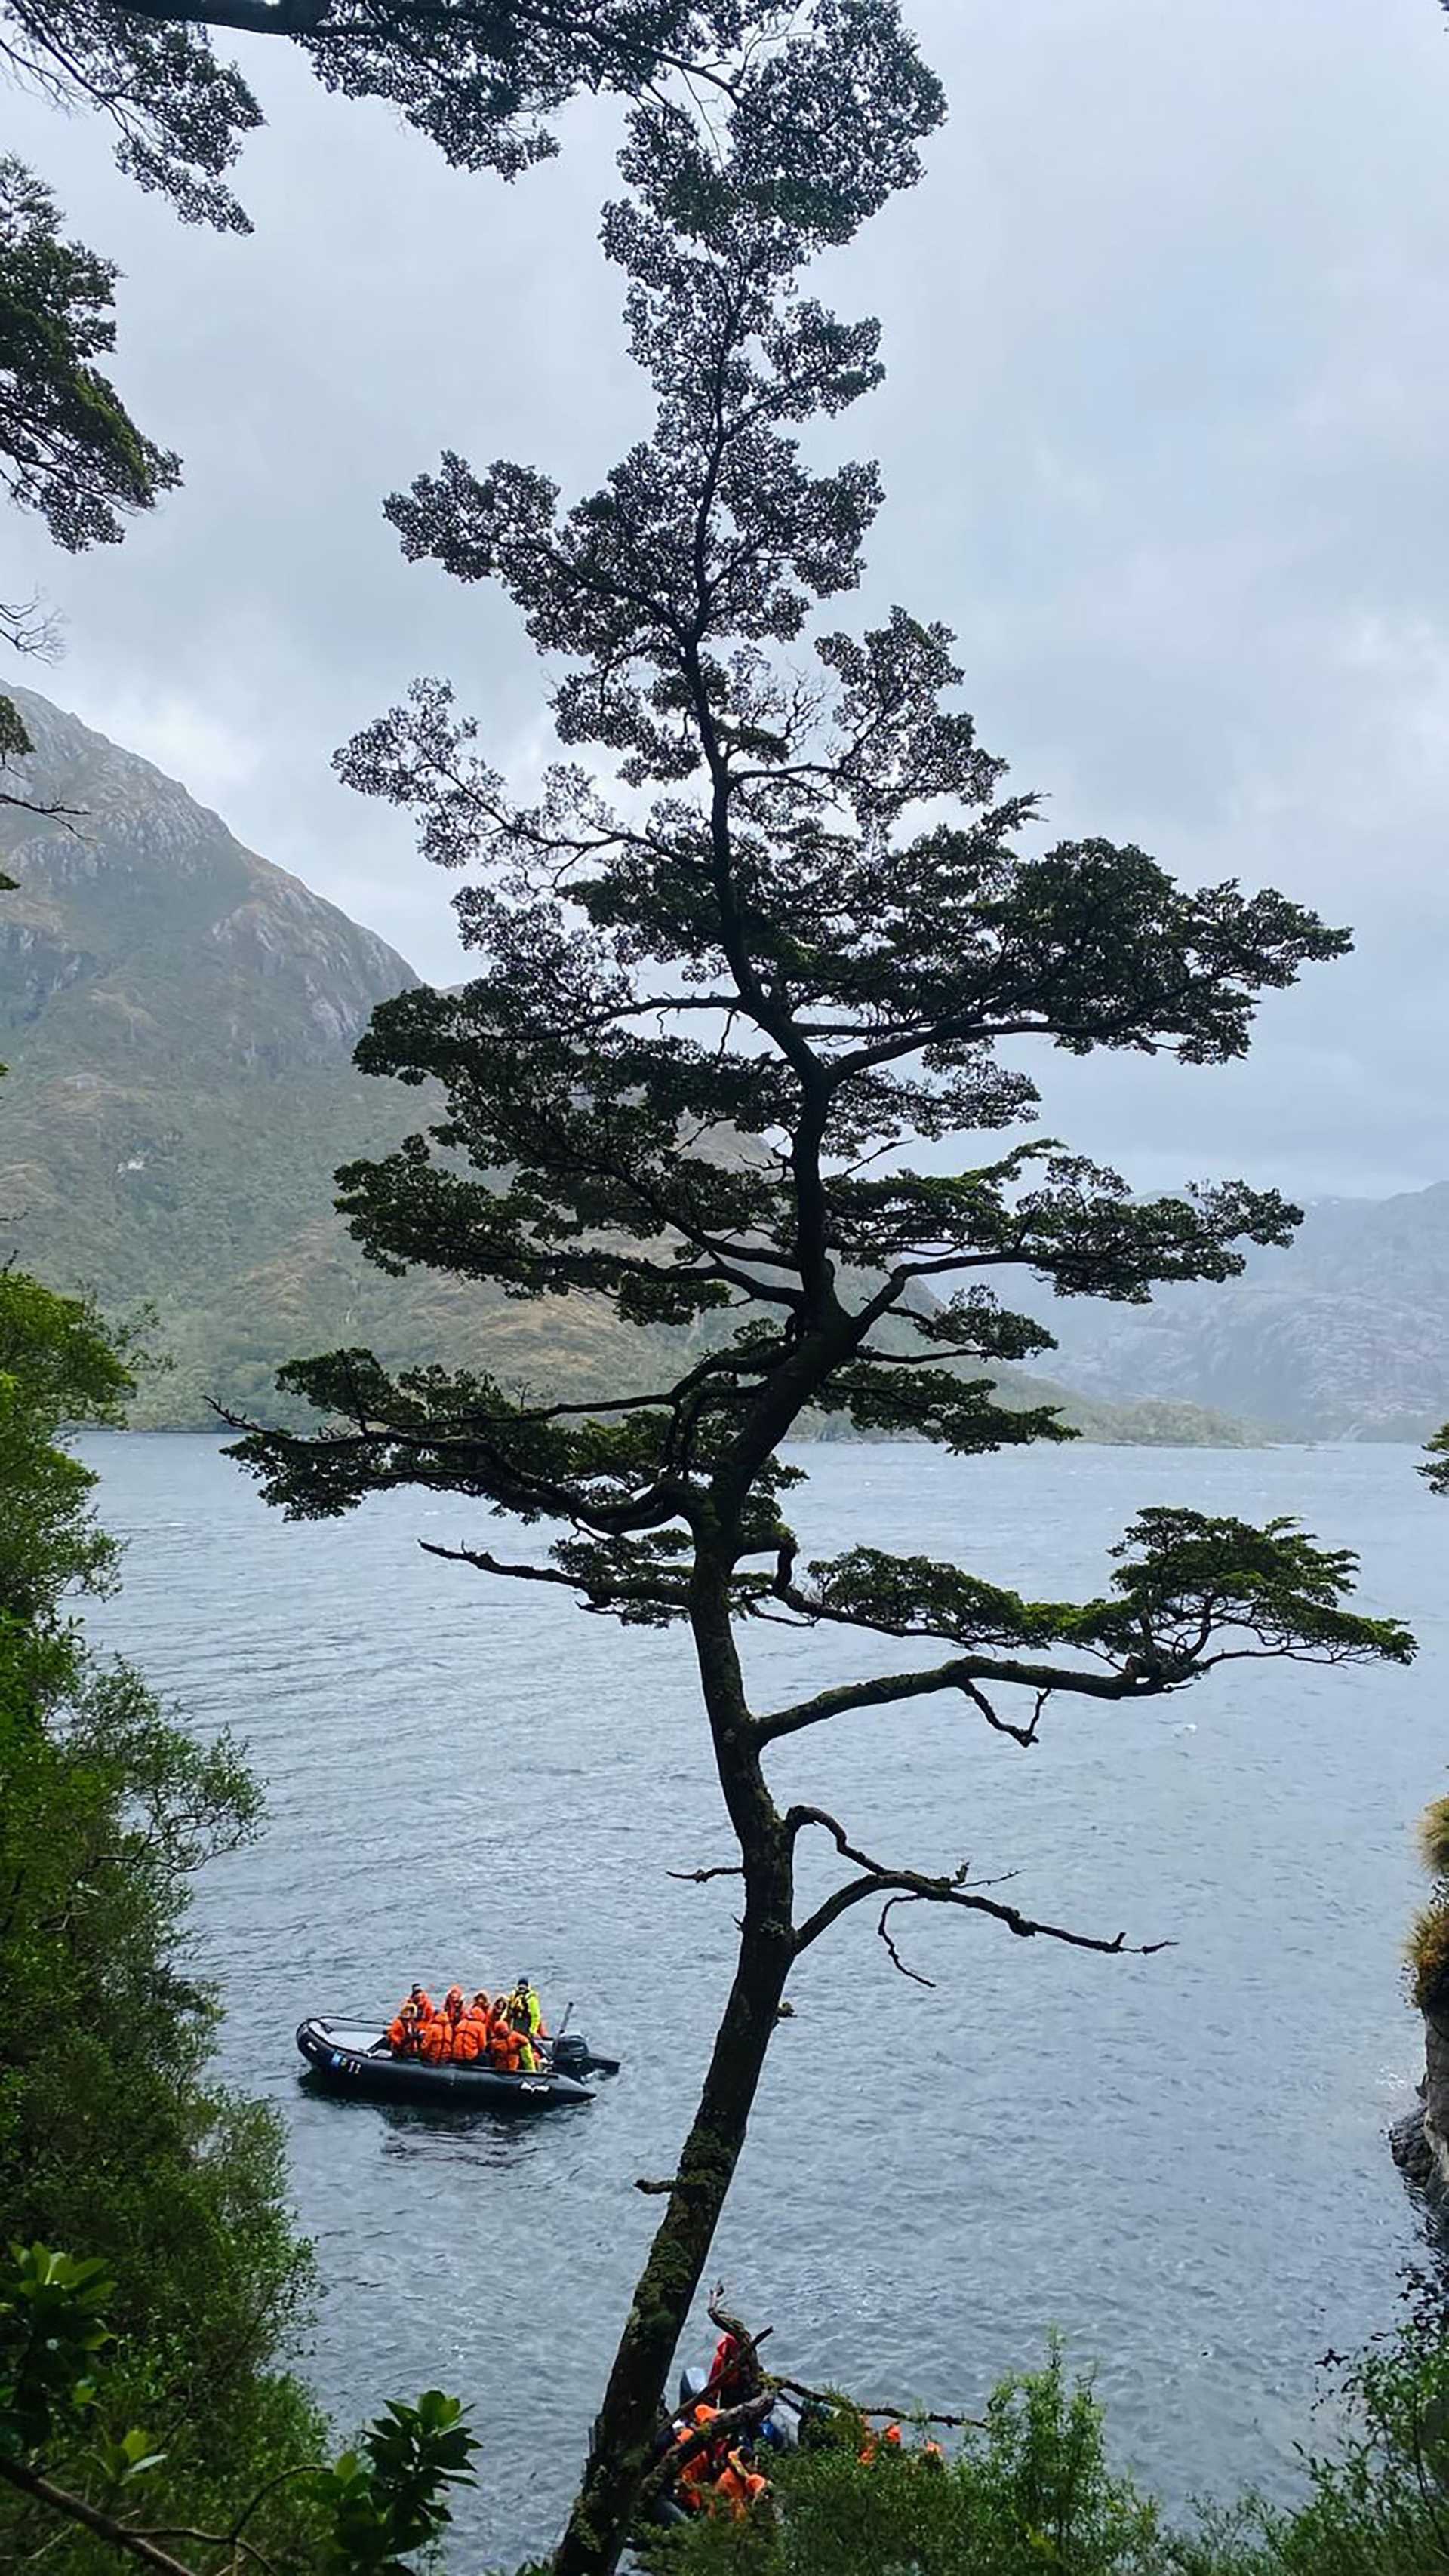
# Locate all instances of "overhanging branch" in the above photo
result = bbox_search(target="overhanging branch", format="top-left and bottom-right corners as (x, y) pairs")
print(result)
(787, 1806), (1174, 1964)
(756, 1652), (1155, 1745)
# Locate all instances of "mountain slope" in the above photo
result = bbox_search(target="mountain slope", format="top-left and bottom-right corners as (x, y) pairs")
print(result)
(0, 687), (1263, 1442)
(1041, 1186), (1449, 1440)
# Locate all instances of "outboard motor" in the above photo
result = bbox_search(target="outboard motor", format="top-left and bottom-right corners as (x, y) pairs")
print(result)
(552, 2031), (590, 2081)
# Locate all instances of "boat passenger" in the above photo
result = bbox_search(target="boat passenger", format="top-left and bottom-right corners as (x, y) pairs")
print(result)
(386, 2002), (422, 2057)
(671, 2405), (724, 2512)
(709, 2330), (755, 2406)
(417, 2009), (452, 2065)
(506, 1976), (544, 2037)
(489, 2017), (522, 2074)
(448, 2005), (482, 2064)
(710, 2445), (770, 2520)
(394, 1982), (435, 2026)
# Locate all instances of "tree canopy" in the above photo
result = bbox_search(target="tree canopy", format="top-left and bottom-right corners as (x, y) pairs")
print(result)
(0, 153), (179, 776)
(226, 5), (1412, 2567)
(0, 0), (846, 231)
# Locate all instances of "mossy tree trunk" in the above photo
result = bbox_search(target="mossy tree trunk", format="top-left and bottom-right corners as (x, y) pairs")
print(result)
(553, 1538), (795, 2576)
(552, 1888), (792, 2576)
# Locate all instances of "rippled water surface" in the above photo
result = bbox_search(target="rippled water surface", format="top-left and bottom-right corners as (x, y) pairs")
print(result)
(81, 1434), (1443, 2562)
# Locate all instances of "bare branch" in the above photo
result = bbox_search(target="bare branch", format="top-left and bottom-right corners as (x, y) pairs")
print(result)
(776, 2377), (986, 2433)
(0, 2458), (201, 2576)
(786, 1806), (1174, 1963)
(878, 1891), (937, 1987)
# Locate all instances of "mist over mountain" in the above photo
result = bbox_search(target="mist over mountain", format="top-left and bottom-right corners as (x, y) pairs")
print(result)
(1, 688), (1263, 1443)
(1039, 1187), (1449, 1440)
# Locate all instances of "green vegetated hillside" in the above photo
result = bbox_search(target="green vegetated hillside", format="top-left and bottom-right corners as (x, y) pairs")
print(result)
(0, 687), (1260, 1443)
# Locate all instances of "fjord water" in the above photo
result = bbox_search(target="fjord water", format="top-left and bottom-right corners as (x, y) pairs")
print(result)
(82, 1434), (1441, 2559)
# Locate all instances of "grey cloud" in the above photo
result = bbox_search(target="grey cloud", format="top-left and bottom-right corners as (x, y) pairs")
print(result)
(3, 0), (1447, 1194)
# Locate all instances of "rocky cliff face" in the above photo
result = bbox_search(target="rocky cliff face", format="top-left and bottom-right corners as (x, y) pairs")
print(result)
(0, 686), (415, 1075)
(1392, 2012), (1449, 2201)
(1038, 1188), (1449, 1441)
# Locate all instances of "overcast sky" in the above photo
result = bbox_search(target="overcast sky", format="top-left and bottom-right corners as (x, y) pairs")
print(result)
(5, 0), (1448, 1200)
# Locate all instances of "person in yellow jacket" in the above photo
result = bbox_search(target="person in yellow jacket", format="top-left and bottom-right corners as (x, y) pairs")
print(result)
(505, 1975), (545, 2037)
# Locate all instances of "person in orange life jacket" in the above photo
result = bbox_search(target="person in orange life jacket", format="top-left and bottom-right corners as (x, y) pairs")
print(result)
(439, 1987), (470, 2062)
(451, 2010), (484, 2064)
(386, 2002), (422, 2056)
(491, 2017), (540, 2076)
(710, 2444), (770, 2519)
(417, 2009), (451, 2064)
(392, 1981), (435, 2027)
(709, 2331), (755, 2407)
(671, 2405), (724, 2511)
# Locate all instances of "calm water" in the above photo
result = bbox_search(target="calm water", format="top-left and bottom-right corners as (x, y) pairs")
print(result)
(81, 1434), (1444, 2562)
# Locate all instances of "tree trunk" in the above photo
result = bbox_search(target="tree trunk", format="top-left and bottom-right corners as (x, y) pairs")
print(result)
(552, 1879), (793, 2576)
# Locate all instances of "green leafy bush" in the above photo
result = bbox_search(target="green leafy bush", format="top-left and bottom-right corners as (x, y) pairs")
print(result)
(650, 2343), (1160, 2576)
(0, 1271), (325, 2569)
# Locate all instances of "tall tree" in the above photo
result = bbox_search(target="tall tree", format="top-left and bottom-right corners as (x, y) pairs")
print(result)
(229, 8), (1414, 2567)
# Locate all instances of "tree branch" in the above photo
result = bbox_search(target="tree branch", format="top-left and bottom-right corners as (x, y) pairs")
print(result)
(0, 2458), (201, 2576)
(756, 1652), (1152, 1745)
(786, 1806), (1174, 1963)
(775, 2376), (985, 2432)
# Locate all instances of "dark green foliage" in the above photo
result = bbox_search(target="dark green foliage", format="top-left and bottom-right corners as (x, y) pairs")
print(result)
(649, 2313), (1449, 2576)
(0, 157), (180, 539)
(0, 2246), (479, 2574)
(1422, 1423), (1449, 1495)
(0, 1271), (325, 2571)
(648, 2342), (1161, 2576)
(0, 2247), (114, 2459)
(0, 1), (878, 229)
(313, 2389), (479, 2572)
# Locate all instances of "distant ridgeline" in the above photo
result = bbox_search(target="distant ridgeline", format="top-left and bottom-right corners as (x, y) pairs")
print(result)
(0, 687), (1357, 1445)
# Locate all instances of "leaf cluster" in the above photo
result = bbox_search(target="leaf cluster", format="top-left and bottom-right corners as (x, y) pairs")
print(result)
(315, 2390), (478, 2573)
(0, 157), (180, 546)
(0, 0), (858, 229)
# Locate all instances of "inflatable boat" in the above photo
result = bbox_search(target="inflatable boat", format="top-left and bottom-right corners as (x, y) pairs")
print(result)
(294, 2018), (617, 2109)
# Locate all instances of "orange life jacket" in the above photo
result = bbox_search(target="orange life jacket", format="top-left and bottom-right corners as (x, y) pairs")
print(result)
(418, 2015), (450, 2064)
(711, 2333), (749, 2403)
(673, 2407), (721, 2507)
(451, 2018), (482, 2064)
(711, 2452), (768, 2520)
(491, 2021), (522, 2073)
(860, 2423), (903, 2465)
(386, 2014), (417, 2054)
